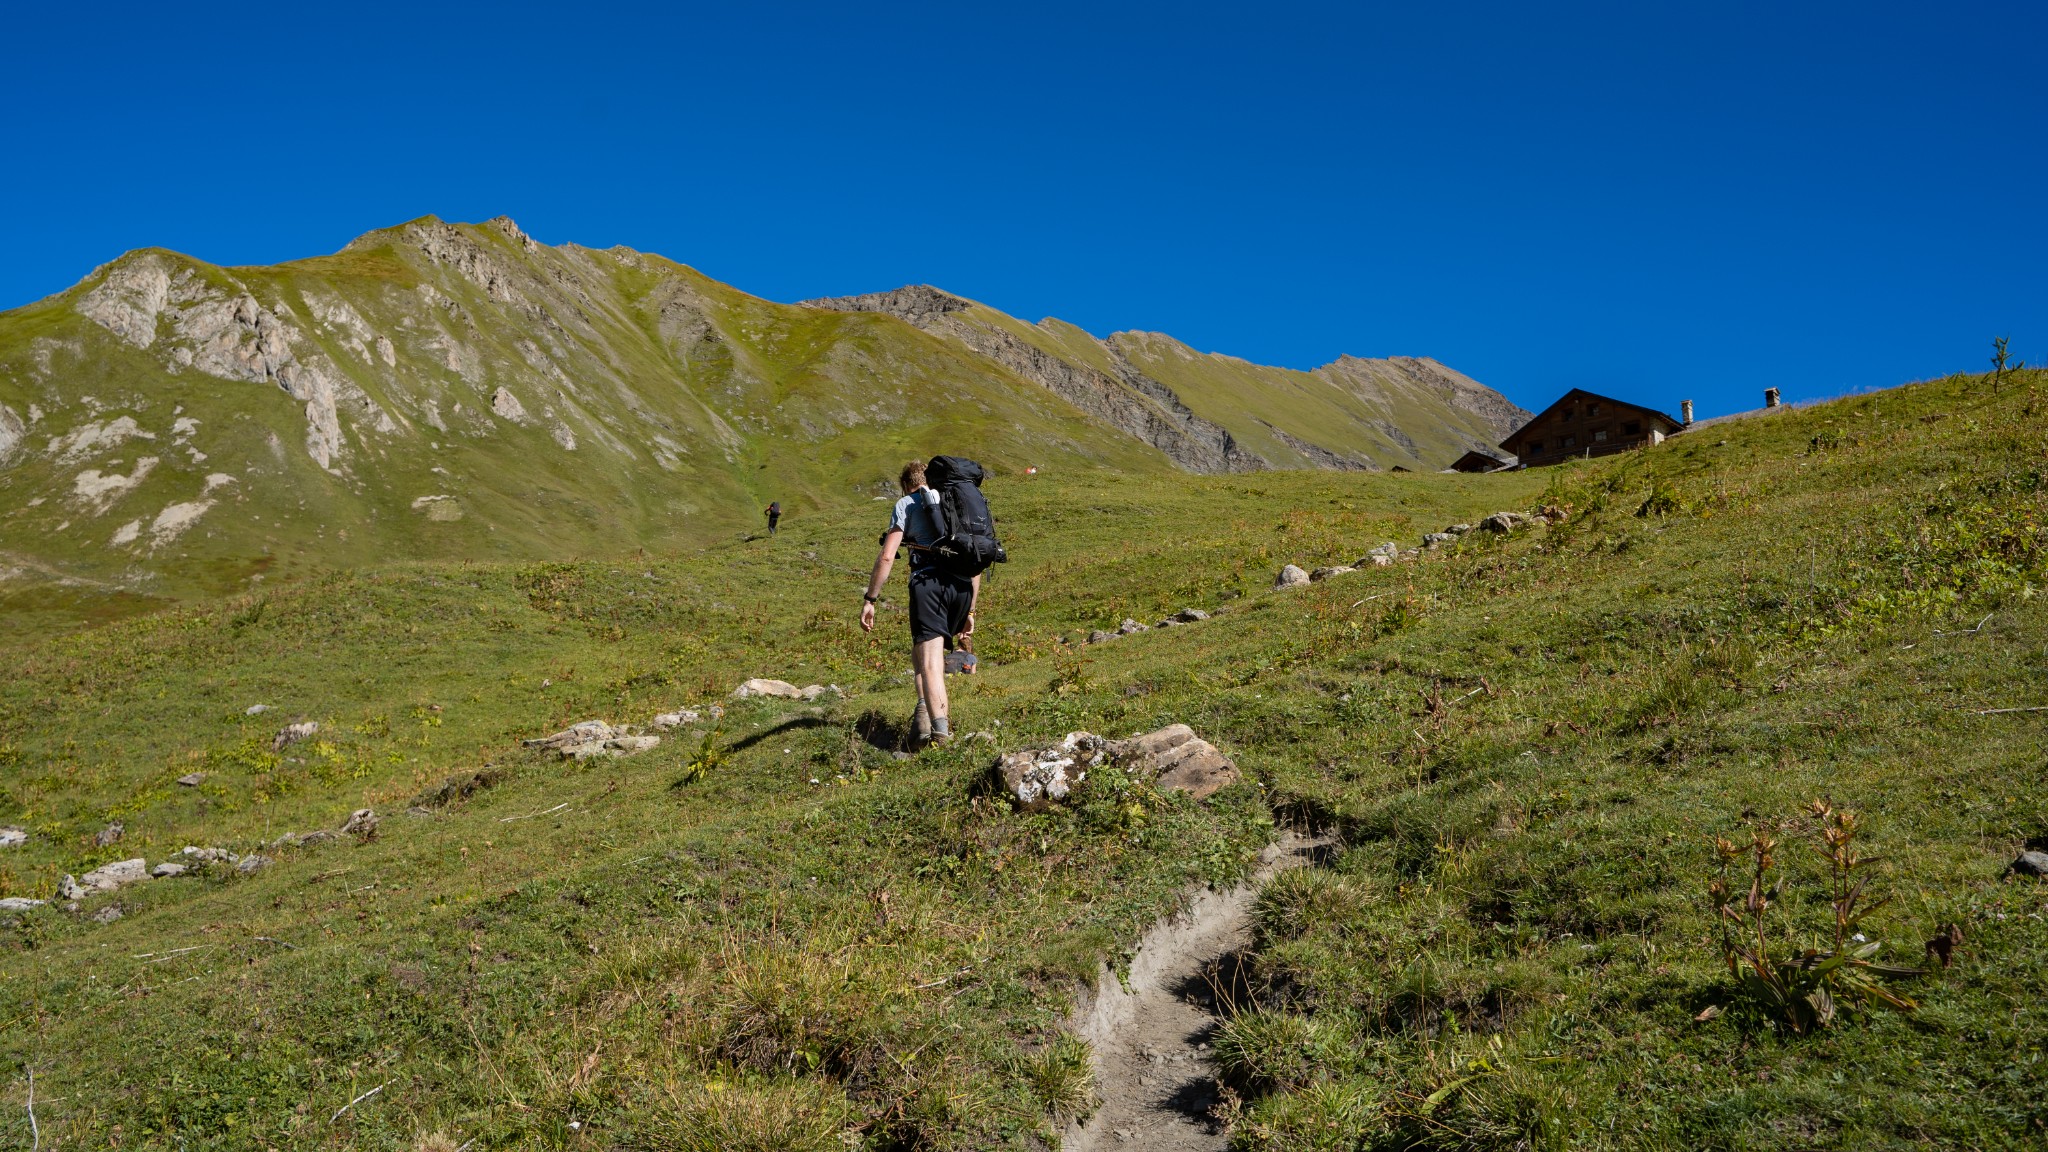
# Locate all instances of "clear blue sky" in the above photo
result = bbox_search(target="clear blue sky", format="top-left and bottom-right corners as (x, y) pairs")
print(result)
(4, 1), (2041, 419)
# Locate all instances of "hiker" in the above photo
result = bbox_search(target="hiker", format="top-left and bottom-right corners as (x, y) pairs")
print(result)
(765, 501), (781, 536)
(859, 458), (1005, 746)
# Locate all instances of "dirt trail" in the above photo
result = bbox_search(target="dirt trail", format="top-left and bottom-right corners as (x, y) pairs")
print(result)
(1064, 831), (1326, 1151)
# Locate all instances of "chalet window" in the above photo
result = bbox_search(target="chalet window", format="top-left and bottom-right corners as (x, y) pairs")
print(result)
(1562, 434), (1577, 448)
(1594, 429), (1609, 442)
(1623, 421), (1641, 435)
(1527, 440), (1543, 453)
(1589, 403), (1602, 416)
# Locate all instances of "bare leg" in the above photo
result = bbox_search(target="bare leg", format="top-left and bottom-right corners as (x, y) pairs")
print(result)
(912, 636), (949, 735)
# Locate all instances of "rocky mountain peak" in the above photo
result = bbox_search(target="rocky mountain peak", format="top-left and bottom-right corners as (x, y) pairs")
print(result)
(798, 285), (975, 323)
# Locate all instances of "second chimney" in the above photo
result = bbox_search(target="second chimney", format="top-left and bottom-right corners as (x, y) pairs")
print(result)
(1681, 399), (1694, 425)
(1764, 387), (1781, 408)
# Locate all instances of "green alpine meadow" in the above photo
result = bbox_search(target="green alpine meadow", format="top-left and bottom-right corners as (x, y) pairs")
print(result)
(2, 222), (2046, 1150)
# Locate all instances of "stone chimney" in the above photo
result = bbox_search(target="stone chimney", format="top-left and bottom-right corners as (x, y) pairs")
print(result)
(1764, 387), (1781, 408)
(1681, 399), (1694, 425)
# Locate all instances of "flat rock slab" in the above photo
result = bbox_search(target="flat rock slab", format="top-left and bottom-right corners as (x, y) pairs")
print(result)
(0, 827), (25, 848)
(82, 858), (150, 892)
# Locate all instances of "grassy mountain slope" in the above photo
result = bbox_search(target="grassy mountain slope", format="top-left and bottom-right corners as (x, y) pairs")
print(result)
(801, 287), (1529, 474)
(0, 218), (1167, 633)
(2, 368), (2043, 1149)
(0, 219), (1525, 638)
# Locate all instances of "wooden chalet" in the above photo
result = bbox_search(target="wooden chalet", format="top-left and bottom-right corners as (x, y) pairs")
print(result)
(1448, 448), (1513, 473)
(1498, 388), (1685, 468)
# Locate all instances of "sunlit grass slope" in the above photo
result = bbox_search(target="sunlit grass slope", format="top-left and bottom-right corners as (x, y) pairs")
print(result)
(2, 368), (2046, 1150)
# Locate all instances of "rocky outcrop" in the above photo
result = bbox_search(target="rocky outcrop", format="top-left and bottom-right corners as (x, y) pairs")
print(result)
(994, 724), (1242, 810)
(800, 288), (1265, 474)
(1319, 355), (1533, 443)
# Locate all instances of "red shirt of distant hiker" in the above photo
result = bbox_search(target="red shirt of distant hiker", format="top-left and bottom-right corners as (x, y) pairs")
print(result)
(860, 460), (976, 747)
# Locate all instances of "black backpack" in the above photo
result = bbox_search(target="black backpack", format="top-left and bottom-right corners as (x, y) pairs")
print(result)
(922, 455), (1008, 576)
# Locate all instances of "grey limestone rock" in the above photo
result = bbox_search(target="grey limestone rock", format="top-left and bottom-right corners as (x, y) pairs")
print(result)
(82, 858), (149, 892)
(1117, 618), (1148, 635)
(732, 678), (806, 700)
(652, 709), (701, 730)
(0, 897), (45, 912)
(0, 827), (25, 848)
(1087, 630), (1113, 644)
(181, 846), (238, 863)
(1446, 523), (1473, 534)
(91, 905), (124, 924)
(524, 719), (618, 750)
(245, 703), (271, 715)
(342, 808), (380, 839)
(2012, 850), (2048, 877)
(1422, 532), (1458, 548)
(1171, 608), (1210, 623)
(1310, 565), (1355, 582)
(177, 772), (206, 787)
(273, 721), (319, 751)
(1274, 564), (1310, 589)
(59, 875), (89, 900)
(235, 855), (272, 875)
(992, 723), (1242, 810)
(95, 821), (125, 847)
(151, 862), (188, 878)
(1480, 511), (1531, 533)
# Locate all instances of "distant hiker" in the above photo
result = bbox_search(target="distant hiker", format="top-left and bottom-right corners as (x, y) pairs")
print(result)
(860, 457), (1006, 747)
(765, 501), (781, 536)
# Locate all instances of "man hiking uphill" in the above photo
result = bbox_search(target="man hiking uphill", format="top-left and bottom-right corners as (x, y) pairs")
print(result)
(764, 501), (781, 536)
(859, 457), (1005, 747)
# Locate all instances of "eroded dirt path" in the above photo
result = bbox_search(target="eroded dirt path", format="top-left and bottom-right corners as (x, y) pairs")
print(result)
(1065, 831), (1326, 1151)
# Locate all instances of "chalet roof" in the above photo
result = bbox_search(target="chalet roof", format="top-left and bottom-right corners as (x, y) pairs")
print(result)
(1449, 448), (1513, 472)
(1499, 388), (1684, 451)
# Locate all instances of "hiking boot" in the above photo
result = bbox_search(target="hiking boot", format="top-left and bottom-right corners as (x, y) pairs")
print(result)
(911, 700), (932, 745)
(923, 730), (952, 750)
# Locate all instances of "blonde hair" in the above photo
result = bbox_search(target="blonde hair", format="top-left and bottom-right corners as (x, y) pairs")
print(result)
(899, 460), (927, 492)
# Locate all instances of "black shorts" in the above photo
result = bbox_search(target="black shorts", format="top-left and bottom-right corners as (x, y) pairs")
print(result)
(908, 568), (974, 645)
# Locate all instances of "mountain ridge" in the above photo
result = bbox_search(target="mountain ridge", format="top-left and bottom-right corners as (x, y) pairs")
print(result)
(0, 216), (1526, 631)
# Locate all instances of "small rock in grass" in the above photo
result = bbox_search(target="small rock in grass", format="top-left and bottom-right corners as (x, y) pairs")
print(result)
(652, 710), (700, 730)
(798, 684), (841, 701)
(181, 846), (237, 863)
(95, 821), (125, 847)
(2012, 850), (2048, 877)
(1171, 608), (1209, 623)
(1087, 630), (1113, 644)
(90, 905), (123, 924)
(605, 735), (661, 755)
(732, 678), (807, 700)
(273, 721), (319, 751)
(151, 862), (188, 878)
(342, 808), (380, 840)
(1274, 564), (1310, 589)
(1359, 542), (1399, 564)
(0, 897), (45, 912)
(177, 773), (206, 787)
(58, 875), (89, 901)
(1446, 523), (1473, 534)
(245, 703), (270, 715)
(1480, 511), (1531, 533)
(1310, 565), (1354, 582)
(1366, 554), (1393, 567)
(1117, 618), (1147, 635)
(1422, 532), (1457, 548)
(81, 858), (150, 892)
(0, 827), (26, 848)
(235, 855), (272, 875)
(524, 720), (619, 750)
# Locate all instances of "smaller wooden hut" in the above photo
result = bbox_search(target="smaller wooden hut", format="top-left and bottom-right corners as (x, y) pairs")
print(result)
(1448, 449), (1514, 473)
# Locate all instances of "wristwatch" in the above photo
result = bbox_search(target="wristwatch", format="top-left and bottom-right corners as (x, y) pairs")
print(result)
(863, 592), (878, 604)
